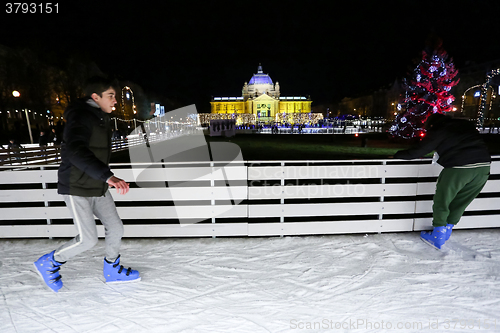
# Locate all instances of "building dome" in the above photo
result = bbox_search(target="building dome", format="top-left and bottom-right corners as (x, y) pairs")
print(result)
(249, 65), (273, 85)
(247, 64), (276, 97)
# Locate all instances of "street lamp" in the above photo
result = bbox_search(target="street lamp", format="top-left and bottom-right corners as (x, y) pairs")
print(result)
(13, 90), (34, 144)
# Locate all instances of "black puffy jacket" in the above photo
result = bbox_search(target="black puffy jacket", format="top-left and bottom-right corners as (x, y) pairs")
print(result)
(57, 98), (114, 196)
(394, 117), (491, 167)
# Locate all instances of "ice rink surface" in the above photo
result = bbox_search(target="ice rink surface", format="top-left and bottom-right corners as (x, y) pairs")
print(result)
(1, 229), (500, 333)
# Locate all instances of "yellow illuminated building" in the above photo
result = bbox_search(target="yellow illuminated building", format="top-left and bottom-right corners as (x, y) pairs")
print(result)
(210, 64), (312, 124)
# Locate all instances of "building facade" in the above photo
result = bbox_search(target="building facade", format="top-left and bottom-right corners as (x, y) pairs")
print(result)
(209, 65), (312, 125)
(337, 80), (403, 121)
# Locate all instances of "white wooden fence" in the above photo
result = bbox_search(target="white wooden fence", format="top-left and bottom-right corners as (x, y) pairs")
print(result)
(0, 131), (187, 166)
(0, 158), (499, 238)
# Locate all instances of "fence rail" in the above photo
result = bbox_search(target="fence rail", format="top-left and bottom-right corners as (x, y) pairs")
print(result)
(0, 130), (200, 166)
(0, 158), (499, 238)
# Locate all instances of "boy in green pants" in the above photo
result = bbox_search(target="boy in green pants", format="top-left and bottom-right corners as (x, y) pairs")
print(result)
(394, 113), (491, 249)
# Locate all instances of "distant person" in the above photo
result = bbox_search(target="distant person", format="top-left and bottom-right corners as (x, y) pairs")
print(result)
(7, 139), (21, 149)
(56, 120), (64, 137)
(39, 131), (49, 147)
(112, 128), (121, 140)
(34, 76), (140, 292)
(49, 128), (61, 160)
(393, 113), (491, 249)
(7, 139), (22, 160)
(50, 128), (61, 145)
(39, 130), (49, 157)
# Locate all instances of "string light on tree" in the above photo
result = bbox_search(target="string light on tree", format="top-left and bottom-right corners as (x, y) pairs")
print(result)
(390, 37), (459, 139)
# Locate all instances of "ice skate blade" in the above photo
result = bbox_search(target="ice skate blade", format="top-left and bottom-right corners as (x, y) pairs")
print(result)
(105, 277), (141, 284)
(420, 237), (443, 250)
(33, 262), (61, 293)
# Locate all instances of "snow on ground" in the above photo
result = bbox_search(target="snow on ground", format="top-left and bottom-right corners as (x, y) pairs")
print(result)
(1, 229), (500, 333)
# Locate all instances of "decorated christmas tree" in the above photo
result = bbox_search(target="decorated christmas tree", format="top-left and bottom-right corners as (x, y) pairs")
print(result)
(390, 37), (459, 139)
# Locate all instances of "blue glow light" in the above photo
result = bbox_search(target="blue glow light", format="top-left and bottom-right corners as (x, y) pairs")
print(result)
(248, 73), (273, 85)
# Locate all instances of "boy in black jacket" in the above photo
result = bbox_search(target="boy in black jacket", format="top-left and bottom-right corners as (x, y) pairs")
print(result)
(394, 113), (491, 249)
(34, 77), (140, 292)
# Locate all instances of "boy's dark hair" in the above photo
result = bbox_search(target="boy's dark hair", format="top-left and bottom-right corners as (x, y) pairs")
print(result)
(425, 112), (449, 130)
(84, 76), (119, 97)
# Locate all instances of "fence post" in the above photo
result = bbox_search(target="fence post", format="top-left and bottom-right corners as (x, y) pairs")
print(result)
(413, 162), (426, 232)
(23, 147), (28, 164)
(379, 160), (386, 233)
(7, 149), (12, 165)
(211, 161), (216, 239)
(280, 161), (285, 237)
(41, 166), (52, 239)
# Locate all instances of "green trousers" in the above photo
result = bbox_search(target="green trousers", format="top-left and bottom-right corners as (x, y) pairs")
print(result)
(432, 166), (490, 227)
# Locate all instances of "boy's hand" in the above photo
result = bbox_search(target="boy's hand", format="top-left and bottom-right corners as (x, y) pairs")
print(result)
(107, 176), (129, 195)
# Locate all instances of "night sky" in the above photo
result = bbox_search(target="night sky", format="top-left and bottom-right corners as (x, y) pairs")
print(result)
(1, 0), (499, 113)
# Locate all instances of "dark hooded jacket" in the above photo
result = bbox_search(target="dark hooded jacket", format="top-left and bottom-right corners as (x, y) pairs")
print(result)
(57, 98), (114, 196)
(394, 114), (491, 167)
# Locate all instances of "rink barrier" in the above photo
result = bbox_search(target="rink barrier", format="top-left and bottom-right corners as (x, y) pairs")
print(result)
(1, 137), (140, 166)
(0, 158), (499, 238)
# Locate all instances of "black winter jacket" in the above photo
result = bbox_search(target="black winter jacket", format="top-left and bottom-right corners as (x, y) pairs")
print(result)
(57, 98), (114, 196)
(393, 117), (491, 167)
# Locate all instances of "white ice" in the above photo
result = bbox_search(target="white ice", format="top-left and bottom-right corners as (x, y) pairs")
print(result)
(1, 230), (500, 333)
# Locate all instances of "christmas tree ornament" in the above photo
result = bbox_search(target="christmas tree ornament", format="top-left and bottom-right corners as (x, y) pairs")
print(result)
(390, 38), (459, 139)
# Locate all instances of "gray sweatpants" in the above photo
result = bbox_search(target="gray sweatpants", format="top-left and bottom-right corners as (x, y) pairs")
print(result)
(54, 190), (124, 263)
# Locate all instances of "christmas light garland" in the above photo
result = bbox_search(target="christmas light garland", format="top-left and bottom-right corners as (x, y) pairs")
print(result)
(120, 86), (137, 119)
(198, 113), (256, 126)
(477, 68), (500, 128)
(275, 113), (323, 125)
(461, 84), (482, 114)
(112, 117), (196, 126)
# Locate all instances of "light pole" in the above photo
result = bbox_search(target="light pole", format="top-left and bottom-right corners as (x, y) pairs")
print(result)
(25, 109), (33, 144)
(13, 90), (33, 144)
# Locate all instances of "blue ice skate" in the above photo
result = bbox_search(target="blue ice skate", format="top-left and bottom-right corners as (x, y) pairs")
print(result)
(420, 226), (447, 250)
(103, 255), (140, 283)
(33, 251), (64, 292)
(445, 224), (454, 241)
